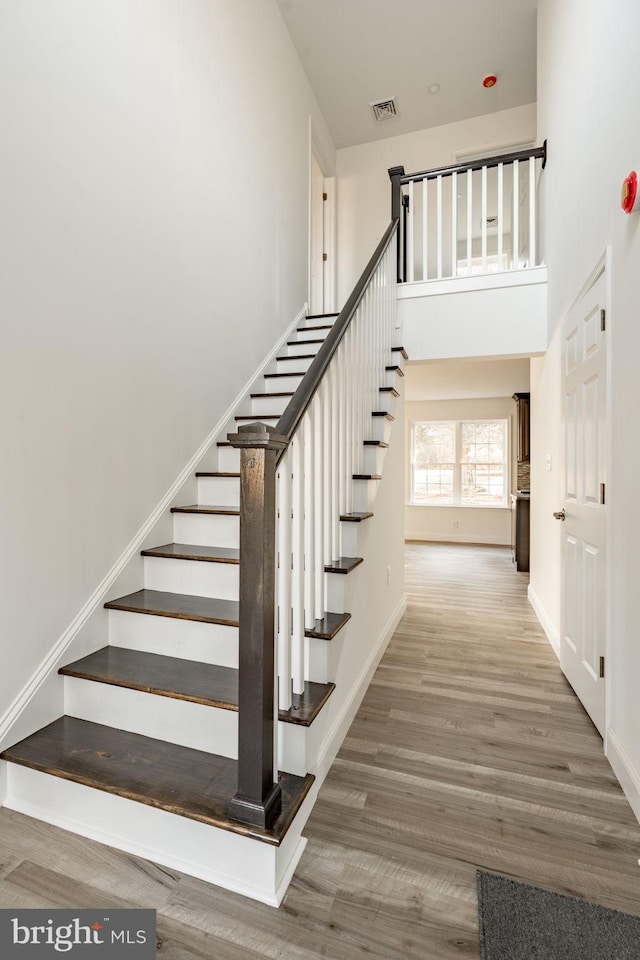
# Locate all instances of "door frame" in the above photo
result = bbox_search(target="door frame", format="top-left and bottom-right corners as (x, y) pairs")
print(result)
(560, 247), (612, 744)
(308, 120), (336, 314)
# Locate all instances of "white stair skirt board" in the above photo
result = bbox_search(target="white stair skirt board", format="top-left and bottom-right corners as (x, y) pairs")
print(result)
(363, 446), (387, 476)
(172, 513), (239, 549)
(107, 611), (239, 669)
(63, 678), (316, 776)
(2, 764), (312, 907)
(143, 556), (239, 602)
(196, 475), (240, 505)
(352, 478), (380, 514)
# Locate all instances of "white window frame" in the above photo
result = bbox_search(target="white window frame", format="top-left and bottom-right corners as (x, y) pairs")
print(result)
(410, 418), (510, 508)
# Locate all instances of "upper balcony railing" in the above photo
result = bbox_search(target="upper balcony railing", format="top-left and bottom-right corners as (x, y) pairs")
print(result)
(389, 142), (547, 284)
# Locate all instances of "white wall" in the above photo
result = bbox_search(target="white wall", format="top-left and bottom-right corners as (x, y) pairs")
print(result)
(336, 104), (537, 301)
(535, 0), (640, 817)
(405, 359), (530, 544)
(0, 1), (334, 718)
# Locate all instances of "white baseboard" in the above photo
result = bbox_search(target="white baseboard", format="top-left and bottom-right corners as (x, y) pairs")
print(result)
(0, 304), (308, 749)
(606, 729), (640, 827)
(405, 533), (510, 546)
(527, 584), (561, 660)
(316, 594), (407, 781)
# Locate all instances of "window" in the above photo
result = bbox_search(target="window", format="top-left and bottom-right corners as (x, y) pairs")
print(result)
(411, 419), (509, 507)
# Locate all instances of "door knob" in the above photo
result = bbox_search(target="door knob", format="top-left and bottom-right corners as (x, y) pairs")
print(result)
(553, 509), (566, 521)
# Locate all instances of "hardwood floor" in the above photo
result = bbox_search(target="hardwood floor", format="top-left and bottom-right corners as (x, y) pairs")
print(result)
(2, 542), (640, 958)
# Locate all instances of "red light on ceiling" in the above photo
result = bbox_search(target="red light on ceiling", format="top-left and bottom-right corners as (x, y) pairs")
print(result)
(483, 75), (498, 88)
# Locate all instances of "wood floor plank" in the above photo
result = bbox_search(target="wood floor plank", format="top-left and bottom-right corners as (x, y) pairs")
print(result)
(2, 542), (640, 958)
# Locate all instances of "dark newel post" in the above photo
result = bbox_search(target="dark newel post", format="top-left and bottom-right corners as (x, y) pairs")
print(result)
(388, 165), (405, 282)
(227, 421), (287, 829)
(402, 195), (409, 282)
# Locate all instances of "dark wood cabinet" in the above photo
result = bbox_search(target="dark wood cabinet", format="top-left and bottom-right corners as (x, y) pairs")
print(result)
(511, 494), (530, 572)
(513, 392), (530, 463)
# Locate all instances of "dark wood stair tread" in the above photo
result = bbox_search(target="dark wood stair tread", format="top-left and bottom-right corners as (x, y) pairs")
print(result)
(235, 414), (280, 422)
(380, 386), (400, 398)
(276, 353), (316, 361)
(105, 589), (239, 626)
(195, 471), (240, 478)
(364, 440), (389, 447)
(305, 611), (351, 640)
(170, 504), (239, 515)
(141, 543), (240, 564)
(386, 364), (405, 377)
(59, 647), (334, 726)
(340, 512), (373, 522)
(297, 324), (333, 332)
(324, 556), (363, 575)
(286, 338), (324, 346)
(305, 312), (339, 319)
(353, 474), (381, 481)
(0, 717), (313, 845)
(249, 391), (295, 399)
(372, 411), (395, 421)
(391, 346), (409, 360)
(264, 371), (306, 379)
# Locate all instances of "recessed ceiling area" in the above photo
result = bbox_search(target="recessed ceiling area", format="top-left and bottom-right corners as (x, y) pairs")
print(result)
(275, 0), (537, 149)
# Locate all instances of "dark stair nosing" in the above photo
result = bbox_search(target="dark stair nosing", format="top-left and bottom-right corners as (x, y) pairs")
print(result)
(276, 353), (316, 361)
(171, 504), (239, 516)
(364, 440), (389, 447)
(305, 611), (351, 640)
(391, 346), (409, 360)
(195, 471), (240, 478)
(264, 371), (306, 379)
(372, 411), (395, 421)
(324, 556), (364, 575)
(386, 364), (405, 377)
(250, 391), (295, 399)
(305, 312), (339, 319)
(235, 414), (280, 422)
(0, 716), (313, 846)
(105, 590), (239, 627)
(353, 474), (381, 481)
(380, 386), (400, 398)
(59, 647), (334, 727)
(340, 512), (373, 523)
(141, 543), (240, 564)
(287, 338), (325, 346)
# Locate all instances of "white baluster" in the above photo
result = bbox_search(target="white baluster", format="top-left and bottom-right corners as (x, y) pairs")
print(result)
(512, 159), (519, 269)
(291, 434), (305, 695)
(407, 180), (414, 282)
(422, 178), (428, 281)
(314, 388), (325, 619)
(497, 162), (504, 271)
(529, 156), (536, 267)
(451, 171), (457, 278)
(330, 357), (340, 560)
(481, 164), (488, 274)
(303, 408), (314, 634)
(276, 450), (292, 711)
(436, 175), (443, 279)
(466, 170), (473, 276)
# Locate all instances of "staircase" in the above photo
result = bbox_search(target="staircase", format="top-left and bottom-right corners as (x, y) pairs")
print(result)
(1, 225), (405, 906)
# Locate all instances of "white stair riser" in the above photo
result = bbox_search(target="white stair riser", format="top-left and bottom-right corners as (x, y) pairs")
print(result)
(363, 446), (386, 475)
(173, 512), (239, 548)
(371, 416), (393, 444)
(376, 392), (395, 414)
(3, 765), (311, 906)
(353, 478), (379, 513)
(108, 610), (238, 668)
(197, 475), (239, 506)
(295, 328), (330, 343)
(299, 316), (336, 330)
(385, 368), (404, 388)
(286, 342), (320, 358)
(143, 556), (238, 601)
(263, 374), (305, 392)
(217, 446), (240, 472)
(64, 677), (315, 776)
(340, 523), (361, 558)
(276, 355), (314, 374)
(251, 394), (290, 417)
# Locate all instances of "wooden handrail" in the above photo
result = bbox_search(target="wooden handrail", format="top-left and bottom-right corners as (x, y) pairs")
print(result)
(400, 142), (547, 184)
(275, 218), (399, 458)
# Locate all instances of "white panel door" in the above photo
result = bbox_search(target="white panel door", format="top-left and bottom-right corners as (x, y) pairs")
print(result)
(560, 272), (607, 734)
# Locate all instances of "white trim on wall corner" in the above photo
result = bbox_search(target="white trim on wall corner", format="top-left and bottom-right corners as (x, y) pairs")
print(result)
(606, 729), (640, 827)
(527, 584), (560, 660)
(0, 304), (308, 746)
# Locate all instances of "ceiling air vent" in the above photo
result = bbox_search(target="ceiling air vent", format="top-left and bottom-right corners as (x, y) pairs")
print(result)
(370, 97), (398, 122)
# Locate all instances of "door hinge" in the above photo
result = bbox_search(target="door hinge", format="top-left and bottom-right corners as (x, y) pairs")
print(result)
(600, 482), (606, 505)
(599, 656), (605, 679)
(322, 252), (328, 261)
(600, 308), (606, 332)
(322, 191), (327, 201)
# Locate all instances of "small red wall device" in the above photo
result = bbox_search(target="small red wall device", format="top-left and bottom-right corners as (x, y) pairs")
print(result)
(621, 171), (639, 214)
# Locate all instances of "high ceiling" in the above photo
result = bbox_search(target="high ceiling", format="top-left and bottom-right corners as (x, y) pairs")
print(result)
(275, 0), (538, 149)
